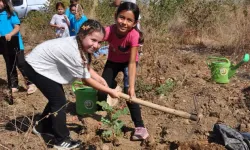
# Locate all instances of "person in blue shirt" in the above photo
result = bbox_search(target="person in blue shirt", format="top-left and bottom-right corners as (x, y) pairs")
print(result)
(69, 4), (88, 36)
(65, 0), (79, 21)
(0, 0), (37, 94)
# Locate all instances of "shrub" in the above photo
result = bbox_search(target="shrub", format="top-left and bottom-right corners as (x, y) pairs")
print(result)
(156, 78), (175, 96)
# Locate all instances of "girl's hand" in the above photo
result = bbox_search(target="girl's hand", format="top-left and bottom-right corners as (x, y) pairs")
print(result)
(56, 25), (61, 29)
(109, 89), (120, 98)
(64, 15), (67, 20)
(5, 34), (12, 41)
(60, 26), (65, 30)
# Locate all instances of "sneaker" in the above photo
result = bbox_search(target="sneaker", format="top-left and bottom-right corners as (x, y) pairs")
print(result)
(131, 127), (149, 141)
(32, 126), (54, 137)
(54, 137), (81, 150)
(27, 84), (37, 95)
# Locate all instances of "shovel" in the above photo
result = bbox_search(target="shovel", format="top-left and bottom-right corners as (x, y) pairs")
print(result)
(118, 93), (199, 121)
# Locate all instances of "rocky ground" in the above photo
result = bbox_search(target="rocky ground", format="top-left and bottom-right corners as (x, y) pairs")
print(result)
(0, 44), (250, 150)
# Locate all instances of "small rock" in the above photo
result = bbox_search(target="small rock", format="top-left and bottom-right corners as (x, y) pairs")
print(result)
(205, 132), (210, 136)
(101, 144), (109, 150)
(112, 138), (121, 146)
(146, 136), (156, 148)
(240, 123), (247, 130)
(209, 112), (219, 118)
(176, 81), (182, 86)
(247, 124), (250, 128)
(183, 119), (190, 125)
(159, 94), (166, 99)
(173, 94), (180, 98)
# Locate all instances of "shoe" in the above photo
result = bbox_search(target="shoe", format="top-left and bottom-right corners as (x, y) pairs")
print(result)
(27, 84), (37, 95)
(54, 137), (81, 150)
(11, 87), (19, 93)
(32, 126), (54, 137)
(131, 127), (149, 141)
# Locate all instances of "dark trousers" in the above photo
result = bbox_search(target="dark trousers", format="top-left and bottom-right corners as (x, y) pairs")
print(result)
(97, 60), (144, 127)
(3, 51), (32, 88)
(24, 62), (69, 142)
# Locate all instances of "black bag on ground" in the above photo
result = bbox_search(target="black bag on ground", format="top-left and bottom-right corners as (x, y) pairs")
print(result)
(213, 123), (250, 150)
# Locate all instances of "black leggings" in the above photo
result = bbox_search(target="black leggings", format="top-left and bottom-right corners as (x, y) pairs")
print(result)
(97, 60), (144, 127)
(24, 62), (69, 142)
(3, 51), (32, 88)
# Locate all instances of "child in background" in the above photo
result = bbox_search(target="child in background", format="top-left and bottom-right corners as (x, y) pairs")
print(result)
(69, 4), (88, 36)
(97, 2), (148, 141)
(65, 0), (79, 19)
(0, 0), (36, 94)
(50, 2), (70, 38)
(25, 20), (119, 149)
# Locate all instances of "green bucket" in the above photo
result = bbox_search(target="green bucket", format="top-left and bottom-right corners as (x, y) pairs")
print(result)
(72, 81), (97, 115)
(206, 57), (231, 84)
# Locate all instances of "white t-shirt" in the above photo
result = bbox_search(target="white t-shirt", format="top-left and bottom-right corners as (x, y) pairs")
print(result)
(25, 37), (90, 84)
(50, 14), (70, 37)
(121, 0), (136, 3)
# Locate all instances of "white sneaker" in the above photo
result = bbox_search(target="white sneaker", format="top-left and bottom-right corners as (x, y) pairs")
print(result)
(54, 137), (81, 150)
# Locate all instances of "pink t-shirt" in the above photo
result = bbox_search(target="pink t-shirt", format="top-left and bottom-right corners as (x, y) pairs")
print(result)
(104, 25), (139, 63)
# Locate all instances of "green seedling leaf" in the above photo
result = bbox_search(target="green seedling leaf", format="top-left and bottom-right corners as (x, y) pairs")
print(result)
(102, 130), (113, 139)
(101, 117), (111, 126)
(114, 120), (124, 136)
(97, 101), (113, 112)
(156, 78), (175, 95)
(112, 107), (129, 120)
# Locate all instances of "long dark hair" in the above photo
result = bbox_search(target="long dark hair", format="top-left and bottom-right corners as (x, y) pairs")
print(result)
(1, 0), (15, 18)
(116, 2), (144, 44)
(76, 19), (105, 64)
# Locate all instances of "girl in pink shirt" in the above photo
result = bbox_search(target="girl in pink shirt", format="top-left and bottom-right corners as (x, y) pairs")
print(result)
(97, 2), (148, 141)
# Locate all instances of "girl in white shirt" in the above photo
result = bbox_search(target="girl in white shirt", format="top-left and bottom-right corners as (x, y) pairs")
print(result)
(50, 2), (70, 38)
(25, 19), (119, 150)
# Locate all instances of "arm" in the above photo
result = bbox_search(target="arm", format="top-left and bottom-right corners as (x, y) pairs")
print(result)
(128, 46), (138, 97)
(5, 24), (20, 41)
(50, 24), (60, 28)
(82, 77), (119, 98)
(64, 15), (70, 27)
(88, 66), (108, 87)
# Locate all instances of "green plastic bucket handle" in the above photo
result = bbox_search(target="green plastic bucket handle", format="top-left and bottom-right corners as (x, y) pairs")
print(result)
(243, 53), (250, 62)
(206, 57), (230, 68)
(72, 81), (86, 93)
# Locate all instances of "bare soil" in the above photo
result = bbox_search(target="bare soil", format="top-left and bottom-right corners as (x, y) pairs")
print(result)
(1, 44), (250, 150)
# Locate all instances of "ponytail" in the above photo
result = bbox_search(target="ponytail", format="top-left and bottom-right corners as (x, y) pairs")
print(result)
(134, 26), (144, 45)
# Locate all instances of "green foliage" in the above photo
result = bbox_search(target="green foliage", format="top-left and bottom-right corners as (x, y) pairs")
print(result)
(156, 78), (175, 96)
(180, 0), (222, 29)
(23, 11), (51, 31)
(135, 78), (154, 97)
(97, 101), (129, 141)
(95, 1), (116, 26)
(146, 0), (184, 28)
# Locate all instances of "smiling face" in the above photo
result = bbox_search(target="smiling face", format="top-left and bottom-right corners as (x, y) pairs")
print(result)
(81, 31), (104, 53)
(115, 10), (137, 36)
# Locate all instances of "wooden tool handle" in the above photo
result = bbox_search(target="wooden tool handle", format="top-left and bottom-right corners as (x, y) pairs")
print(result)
(119, 93), (198, 121)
